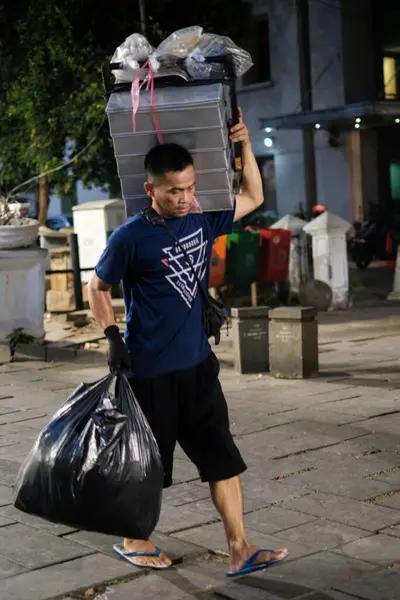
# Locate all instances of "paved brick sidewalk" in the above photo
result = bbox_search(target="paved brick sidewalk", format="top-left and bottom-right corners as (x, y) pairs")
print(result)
(0, 332), (400, 599)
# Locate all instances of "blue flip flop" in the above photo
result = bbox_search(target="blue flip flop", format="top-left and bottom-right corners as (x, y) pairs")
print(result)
(226, 548), (287, 578)
(113, 543), (171, 570)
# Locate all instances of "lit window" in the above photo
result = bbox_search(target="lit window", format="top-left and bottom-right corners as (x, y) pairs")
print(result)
(383, 56), (397, 100)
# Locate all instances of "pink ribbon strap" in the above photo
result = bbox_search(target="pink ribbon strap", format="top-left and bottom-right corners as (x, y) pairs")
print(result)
(191, 197), (203, 213)
(131, 60), (163, 145)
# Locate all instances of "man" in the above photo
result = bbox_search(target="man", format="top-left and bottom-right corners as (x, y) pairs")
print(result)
(88, 110), (288, 577)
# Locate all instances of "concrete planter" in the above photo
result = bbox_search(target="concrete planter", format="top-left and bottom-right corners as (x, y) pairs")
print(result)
(0, 246), (48, 344)
(0, 219), (40, 250)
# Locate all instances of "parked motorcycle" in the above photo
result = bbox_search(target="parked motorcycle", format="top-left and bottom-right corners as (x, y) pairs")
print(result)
(349, 217), (397, 270)
(349, 220), (376, 270)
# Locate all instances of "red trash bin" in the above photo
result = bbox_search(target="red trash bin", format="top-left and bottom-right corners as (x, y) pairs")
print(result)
(245, 227), (291, 282)
(209, 235), (227, 288)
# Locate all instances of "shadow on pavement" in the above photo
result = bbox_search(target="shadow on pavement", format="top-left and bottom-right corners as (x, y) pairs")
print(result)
(213, 572), (342, 599)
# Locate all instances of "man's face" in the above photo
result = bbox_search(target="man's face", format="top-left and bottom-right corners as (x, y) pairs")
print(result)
(144, 165), (196, 219)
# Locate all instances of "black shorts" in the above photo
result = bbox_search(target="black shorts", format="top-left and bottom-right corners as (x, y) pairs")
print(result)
(128, 352), (247, 488)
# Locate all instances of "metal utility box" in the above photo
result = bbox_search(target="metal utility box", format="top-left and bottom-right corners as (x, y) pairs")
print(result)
(72, 199), (125, 282)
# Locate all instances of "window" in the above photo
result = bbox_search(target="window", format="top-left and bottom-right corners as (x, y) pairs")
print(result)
(242, 16), (271, 86)
(383, 56), (398, 99)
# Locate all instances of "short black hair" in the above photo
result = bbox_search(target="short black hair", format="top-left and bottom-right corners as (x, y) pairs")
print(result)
(144, 143), (194, 183)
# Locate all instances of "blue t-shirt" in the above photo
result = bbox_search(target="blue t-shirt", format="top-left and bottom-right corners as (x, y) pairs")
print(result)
(95, 209), (234, 379)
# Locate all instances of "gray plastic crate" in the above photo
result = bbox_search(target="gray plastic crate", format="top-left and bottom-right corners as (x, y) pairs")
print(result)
(115, 147), (231, 177)
(124, 196), (149, 218)
(107, 84), (230, 135)
(112, 127), (228, 157)
(120, 169), (233, 197)
(124, 190), (234, 217)
(195, 190), (234, 212)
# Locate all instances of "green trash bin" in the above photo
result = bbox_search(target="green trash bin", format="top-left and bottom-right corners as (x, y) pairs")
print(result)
(225, 230), (260, 285)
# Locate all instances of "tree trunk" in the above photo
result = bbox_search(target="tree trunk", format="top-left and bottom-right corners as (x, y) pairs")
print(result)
(108, 179), (122, 200)
(38, 175), (49, 226)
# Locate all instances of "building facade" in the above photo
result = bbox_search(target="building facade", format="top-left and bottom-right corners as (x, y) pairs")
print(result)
(238, 0), (400, 229)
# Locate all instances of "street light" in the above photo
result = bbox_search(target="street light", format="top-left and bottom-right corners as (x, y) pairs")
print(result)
(264, 137), (275, 148)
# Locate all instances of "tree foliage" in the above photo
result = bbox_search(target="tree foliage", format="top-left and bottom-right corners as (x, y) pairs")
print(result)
(0, 0), (251, 208)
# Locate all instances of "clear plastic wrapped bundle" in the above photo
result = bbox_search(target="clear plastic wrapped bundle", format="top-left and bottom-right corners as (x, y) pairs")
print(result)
(111, 33), (154, 83)
(150, 26), (203, 71)
(109, 26), (253, 83)
(148, 26), (204, 80)
(185, 33), (253, 79)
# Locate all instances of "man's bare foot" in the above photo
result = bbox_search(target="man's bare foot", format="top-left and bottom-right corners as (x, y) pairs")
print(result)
(123, 539), (172, 568)
(229, 541), (288, 574)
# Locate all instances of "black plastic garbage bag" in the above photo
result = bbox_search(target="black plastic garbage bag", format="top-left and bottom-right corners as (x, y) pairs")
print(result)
(13, 373), (164, 540)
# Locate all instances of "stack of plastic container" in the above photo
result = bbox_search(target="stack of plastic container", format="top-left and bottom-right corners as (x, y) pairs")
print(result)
(106, 82), (235, 216)
(104, 27), (253, 217)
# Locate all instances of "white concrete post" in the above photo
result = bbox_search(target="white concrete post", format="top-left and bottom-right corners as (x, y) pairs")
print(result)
(271, 215), (308, 295)
(0, 247), (49, 342)
(303, 212), (351, 309)
(388, 245), (400, 300)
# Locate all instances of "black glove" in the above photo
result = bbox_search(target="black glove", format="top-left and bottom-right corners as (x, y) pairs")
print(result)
(104, 325), (131, 373)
